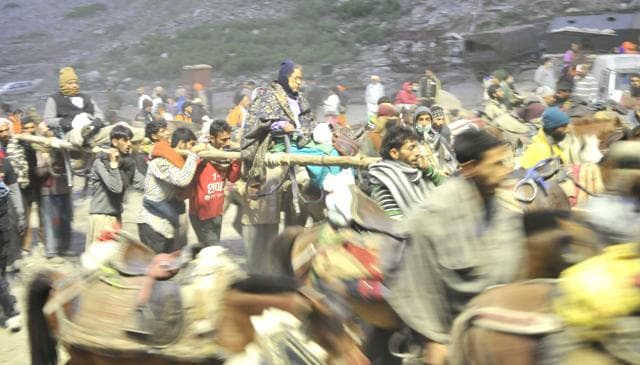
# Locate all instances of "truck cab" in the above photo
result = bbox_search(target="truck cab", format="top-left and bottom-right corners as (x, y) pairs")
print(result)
(590, 54), (640, 103)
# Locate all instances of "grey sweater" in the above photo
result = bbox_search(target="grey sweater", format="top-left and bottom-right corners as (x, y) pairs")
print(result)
(387, 177), (524, 343)
(88, 157), (143, 216)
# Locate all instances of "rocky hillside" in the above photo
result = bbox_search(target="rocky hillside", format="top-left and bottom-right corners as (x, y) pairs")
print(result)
(0, 0), (637, 107)
(0, 0), (295, 89)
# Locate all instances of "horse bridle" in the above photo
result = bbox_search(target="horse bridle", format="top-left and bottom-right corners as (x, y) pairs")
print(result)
(513, 158), (560, 203)
(513, 158), (597, 203)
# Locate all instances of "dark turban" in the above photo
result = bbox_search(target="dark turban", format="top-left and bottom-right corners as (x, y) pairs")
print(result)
(454, 128), (503, 164)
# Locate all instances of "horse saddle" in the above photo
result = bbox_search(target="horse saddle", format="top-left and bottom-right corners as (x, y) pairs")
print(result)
(347, 185), (407, 240)
(457, 280), (564, 336)
(332, 125), (366, 156)
(125, 279), (184, 346)
(110, 231), (158, 276)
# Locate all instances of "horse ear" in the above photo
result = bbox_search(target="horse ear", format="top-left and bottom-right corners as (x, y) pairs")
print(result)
(523, 210), (561, 236)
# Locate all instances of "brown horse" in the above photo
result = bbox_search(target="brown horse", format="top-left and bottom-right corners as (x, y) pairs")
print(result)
(448, 279), (630, 365)
(27, 239), (369, 365)
(499, 158), (572, 213)
(264, 185), (600, 336)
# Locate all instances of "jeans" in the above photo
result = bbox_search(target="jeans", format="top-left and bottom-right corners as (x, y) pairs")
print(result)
(20, 187), (37, 252)
(189, 215), (222, 246)
(138, 223), (174, 253)
(0, 229), (17, 317)
(40, 194), (73, 257)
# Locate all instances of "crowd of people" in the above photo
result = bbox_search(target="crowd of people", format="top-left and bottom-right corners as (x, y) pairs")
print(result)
(0, 40), (639, 364)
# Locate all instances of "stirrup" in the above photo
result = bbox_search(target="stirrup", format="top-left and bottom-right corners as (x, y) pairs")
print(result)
(124, 304), (154, 338)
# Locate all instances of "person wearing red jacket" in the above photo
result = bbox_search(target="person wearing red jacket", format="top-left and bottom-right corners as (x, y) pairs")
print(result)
(394, 81), (418, 106)
(189, 120), (241, 245)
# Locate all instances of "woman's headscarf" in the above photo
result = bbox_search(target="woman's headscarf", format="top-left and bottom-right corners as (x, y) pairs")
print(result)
(277, 59), (298, 98)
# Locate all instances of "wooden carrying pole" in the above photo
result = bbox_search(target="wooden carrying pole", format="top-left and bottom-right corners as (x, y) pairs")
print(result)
(191, 149), (379, 169)
(14, 134), (82, 151)
(14, 134), (109, 154)
(14, 134), (380, 168)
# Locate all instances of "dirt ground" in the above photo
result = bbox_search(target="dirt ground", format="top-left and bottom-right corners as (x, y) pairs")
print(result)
(0, 101), (375, 365)
(0, 175), (246, 365)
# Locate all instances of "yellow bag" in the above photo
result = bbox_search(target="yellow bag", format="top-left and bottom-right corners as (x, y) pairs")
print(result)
(554, 243), (640, 336)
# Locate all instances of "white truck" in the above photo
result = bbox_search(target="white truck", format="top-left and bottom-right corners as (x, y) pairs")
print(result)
(590, 54), (640, 103)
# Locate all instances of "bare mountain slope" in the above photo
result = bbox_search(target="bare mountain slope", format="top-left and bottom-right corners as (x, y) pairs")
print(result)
(0, 0), (637, 99)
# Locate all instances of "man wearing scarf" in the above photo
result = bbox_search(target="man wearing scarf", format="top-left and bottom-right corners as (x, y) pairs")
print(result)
(240, 59), (316, 273)
(412, 106), (458, 175)
(368, 125), (442, 219)
(43, 66), (104, 134)
(429, 105), (453, 145)
(138, 128), (200, 253)
(386, 129), (524, 365)
(86, 125), (144, 247)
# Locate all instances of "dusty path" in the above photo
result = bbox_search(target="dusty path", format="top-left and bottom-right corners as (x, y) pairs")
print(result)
(0, 176), (246, 364)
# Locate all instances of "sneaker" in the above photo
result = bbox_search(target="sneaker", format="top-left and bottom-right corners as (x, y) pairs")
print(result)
(5, 313), (22, 332)
(61, 250), (79, 257)
(47, 256), (66, 265)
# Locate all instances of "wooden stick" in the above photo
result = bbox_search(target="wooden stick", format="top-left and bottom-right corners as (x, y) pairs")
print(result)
(14, 134), (109, 153)
(13, 134), (81, 151)
(14, 134), (380, 168)
(178, 149), (380, 168)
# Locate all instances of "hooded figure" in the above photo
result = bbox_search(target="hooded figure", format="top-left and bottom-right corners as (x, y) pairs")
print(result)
(413, 106), (458, 175)
(394, 82), (418, 105)
(240, 59), (318, 273)
(43, 66), (104, 133)
(242, 59), (315, 168)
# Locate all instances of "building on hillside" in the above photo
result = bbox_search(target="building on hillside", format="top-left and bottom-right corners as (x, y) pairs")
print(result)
(462, 24), (546, 75)
(544, 12), (640, 53)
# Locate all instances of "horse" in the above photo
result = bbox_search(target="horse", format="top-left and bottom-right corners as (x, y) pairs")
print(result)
(499, 157), (573, 212)
(449, 243), (640, 365)
(262, 175), (600, 363)
(27, 232), (369, 365)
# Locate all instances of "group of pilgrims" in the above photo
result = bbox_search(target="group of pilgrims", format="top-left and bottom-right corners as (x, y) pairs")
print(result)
(1, 47), (640, 365)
